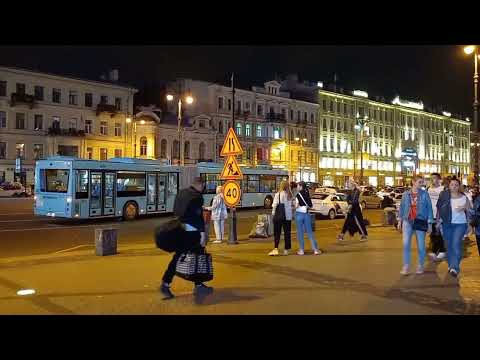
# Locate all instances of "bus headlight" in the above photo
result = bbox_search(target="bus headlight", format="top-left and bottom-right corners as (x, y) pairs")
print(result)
(34, 195), (38, 201)
(66, 196), (72, 204)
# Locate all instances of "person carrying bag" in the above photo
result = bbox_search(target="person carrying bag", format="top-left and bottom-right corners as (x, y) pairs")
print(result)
(295, 181), (321, 255)
(269, 181), (294, 256)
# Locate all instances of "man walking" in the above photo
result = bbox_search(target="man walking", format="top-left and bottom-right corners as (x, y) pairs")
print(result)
(160, 177), (213, 299)
(428, 173), (446, 262)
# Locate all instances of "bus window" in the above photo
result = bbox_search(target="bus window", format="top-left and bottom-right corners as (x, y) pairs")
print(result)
(260, 175), (276, 193)
(247, 175), (259, 193)
(168, 173), (178, 197)
(41, 169), (69, 193)
(75, 170), (89, 199)
(201, 173), (221, 194)
(117, 172), (146, 197)
(276, 176), (288, 190)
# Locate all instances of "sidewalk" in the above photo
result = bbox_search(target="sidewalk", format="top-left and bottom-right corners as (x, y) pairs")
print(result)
(1, 227), (479, 315)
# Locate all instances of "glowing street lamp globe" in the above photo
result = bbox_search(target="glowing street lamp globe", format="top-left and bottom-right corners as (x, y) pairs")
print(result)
(166, 94), (174, 101)
(464, 45), (476, 55)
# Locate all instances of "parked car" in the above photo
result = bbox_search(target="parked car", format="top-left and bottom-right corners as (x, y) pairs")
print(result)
(310, 193), (349, 219)
(305, 182), (320, 196)
(359, 190), (383, 209)
(377, 187), (394, 199)
(314, 186), (338, 195)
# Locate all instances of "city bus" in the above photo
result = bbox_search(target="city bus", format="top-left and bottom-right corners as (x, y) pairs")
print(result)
(34, 157), (181, 220)
(180, 162), (289, 209)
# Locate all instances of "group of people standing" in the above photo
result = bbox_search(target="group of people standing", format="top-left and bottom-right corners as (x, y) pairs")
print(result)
(398, 173), (480, 278)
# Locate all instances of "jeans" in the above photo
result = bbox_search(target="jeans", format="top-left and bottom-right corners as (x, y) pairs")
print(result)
(442, 223), (467, 273)
(274, 220), (291, 249)
(295, 212), (318, 251)
(213, 219), (225, 241)
(402, 220), (426, 267)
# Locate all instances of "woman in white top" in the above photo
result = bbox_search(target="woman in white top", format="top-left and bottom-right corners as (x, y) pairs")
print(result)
(269, 180), (294, 256)
(206, 186), (228, 244)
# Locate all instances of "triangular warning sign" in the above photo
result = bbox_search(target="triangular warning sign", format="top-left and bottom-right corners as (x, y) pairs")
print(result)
(220, 155), (243, 180)
(220, 128), (243, 156)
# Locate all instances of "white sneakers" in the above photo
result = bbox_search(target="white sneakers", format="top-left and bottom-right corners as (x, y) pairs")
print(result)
(359, 236), (368, 242)
(428, 252), (437, 261)
(271, 248), (322, 256)
(297, 250), (305, 256)
(283, 250), (289, 256)
(400, 264), (425, 275)
(416, 265), (424, 275)
(313, 249), (322, 255)
(268, 248), (279, 256)
(400, 265), (410, 275)
(212, 240), (222, 244)
(436, 252), (446, 260)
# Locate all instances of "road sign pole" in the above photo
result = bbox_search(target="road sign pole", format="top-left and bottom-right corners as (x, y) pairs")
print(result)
(228, 207), (238, 244)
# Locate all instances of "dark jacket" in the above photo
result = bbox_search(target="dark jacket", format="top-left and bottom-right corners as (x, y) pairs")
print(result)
(437, 190), (470, 225)
(296, 189), (313, 208)
(173, 186), (205, 232)
(347, 188), (360, 206)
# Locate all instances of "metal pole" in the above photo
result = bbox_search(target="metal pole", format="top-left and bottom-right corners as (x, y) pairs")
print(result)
(178, 99), (182, 165)
(353, 129), (357, 181)
(228, 73), (238, 245)
(473, 48), (479, 183)
(360, 128), (364, 185)
(133, 121), (137, 158)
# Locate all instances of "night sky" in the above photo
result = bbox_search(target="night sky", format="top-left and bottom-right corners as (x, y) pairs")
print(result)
(0, 45), (475, 118)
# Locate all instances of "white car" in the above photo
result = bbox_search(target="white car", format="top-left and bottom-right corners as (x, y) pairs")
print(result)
(310, 193), (349, 219)
(314, 187), (338, 195)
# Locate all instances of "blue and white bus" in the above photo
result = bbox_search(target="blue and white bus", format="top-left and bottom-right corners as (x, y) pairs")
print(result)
(34, 157), (181, 220)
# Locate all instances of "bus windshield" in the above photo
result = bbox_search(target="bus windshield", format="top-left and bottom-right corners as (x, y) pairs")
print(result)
(40, 169), (70, 193)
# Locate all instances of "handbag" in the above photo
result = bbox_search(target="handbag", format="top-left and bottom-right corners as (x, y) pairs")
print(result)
(175, 252), (214, 282)
(412, 218), (428, 232)
(273, 192), (286, 222)
(154, 218), (185, 253)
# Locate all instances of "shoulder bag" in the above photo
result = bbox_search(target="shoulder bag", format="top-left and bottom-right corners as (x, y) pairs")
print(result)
(273, 192), (286, 222)
(411, 192), (428, 232)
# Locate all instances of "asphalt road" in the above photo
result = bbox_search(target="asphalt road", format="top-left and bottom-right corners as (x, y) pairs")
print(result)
(0, 198), (385, 258)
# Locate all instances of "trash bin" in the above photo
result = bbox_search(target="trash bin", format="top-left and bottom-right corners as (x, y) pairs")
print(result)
(95, 228), (118, 256)
(383, 207), (396, 226)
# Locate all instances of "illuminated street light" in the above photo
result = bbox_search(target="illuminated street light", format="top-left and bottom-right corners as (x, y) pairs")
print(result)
(185, 95), (194, 104)
(126, 117), (132, 124)
(166, 94), (174, 101)
(140, 120), (146, 125)
(464, 45), (476, 55)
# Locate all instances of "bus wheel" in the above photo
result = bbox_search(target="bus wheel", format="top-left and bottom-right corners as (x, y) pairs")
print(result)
(123, 202), (138, 221)
(264, 196), (273, 209)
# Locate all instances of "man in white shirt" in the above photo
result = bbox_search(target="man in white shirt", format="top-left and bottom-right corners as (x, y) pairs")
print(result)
(428, 173), (446, 261)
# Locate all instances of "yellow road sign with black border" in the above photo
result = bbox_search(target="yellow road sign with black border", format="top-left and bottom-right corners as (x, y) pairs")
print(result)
(223, 180), (241, 208)
(220, 155), (243, 180)
(220, 128), (243, 156)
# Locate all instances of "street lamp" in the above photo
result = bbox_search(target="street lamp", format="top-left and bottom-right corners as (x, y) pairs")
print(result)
(125, 115), (138, 158)
(355, 115), (369, 185)
(464, 45), (479, 182)
(166, 91), (195, 165)
(295, 137), (307, 182)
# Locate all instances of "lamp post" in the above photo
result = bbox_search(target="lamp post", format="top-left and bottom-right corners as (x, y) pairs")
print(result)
(464, 45), (479, 183)
(355, 115), (369, 185)
(295, 137), (307, 182)
(166, 91), (194, 166)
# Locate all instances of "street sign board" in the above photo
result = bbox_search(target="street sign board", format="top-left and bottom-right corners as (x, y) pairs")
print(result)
(223, 180), (241, 208)
(220, 155), (243, 180)
(220, 128), (243, 156)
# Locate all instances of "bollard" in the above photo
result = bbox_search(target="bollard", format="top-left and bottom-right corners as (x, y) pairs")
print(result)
(95, 227), (118, 256)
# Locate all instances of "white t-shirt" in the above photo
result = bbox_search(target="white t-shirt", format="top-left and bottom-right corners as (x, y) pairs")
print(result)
(451, 196), (467, 224)
(428, 185), (443, 218)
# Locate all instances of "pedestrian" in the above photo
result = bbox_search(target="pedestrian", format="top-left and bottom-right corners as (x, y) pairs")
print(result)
(269, 180), (294, 256)
(336, 179), (368, 242)
(295, 181), (321, 255)
(436, 178), (472, 278)
(160, 177), (213, 299)
(206, 185), (228, 244)
(398, 175), (433, 275)
(290, 181), (298, 198)
(427, 173), (447, 262)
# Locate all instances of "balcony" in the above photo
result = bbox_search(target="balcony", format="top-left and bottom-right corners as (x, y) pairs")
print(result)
(265, 113), (286, 123)
(296, 119), (308, 126)
(48, 127), (86, 137)
(96, 103), (118, 117)
(10, 93), (35, 109)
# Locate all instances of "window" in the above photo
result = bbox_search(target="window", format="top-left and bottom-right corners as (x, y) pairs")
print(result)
(16, 83), (25, 95)
(374, 109), (377, 120)
(172, 140), (180, 159)
(245, 123), (251, 137)
(115, 149), (122, 158)
(184, 141), (190, 159)
(351, 105), (355, 117)
(140, 137), (148, 156)
(100, 148), (107, 160)
(218, 120), (223, 134)
(199, 142), (206, 160)
(290, 109), (293, 120)
(85, 120), (92, 134)
(0, 81), (6, 97)
(100, 95), (108, 104)
(68, 90), (78, 105)
(34, 86), (44, 101)
(237, 101), (241, 112)
(15, 113), (25, 129)
(160, 139), (167, 158)
(344, 103), (348, 115)
(218, 97), (224, 110)
(115, 123), (121, 137)
(52, 116), (60, 129)
(281, 108), (286, 120)
(116, 172), (146, 197)
(322, 118), (327, 131)
(256, 124), (262, 137)
(85, 93), (93, 107)
(100, 121), (107, 135)
(16, 143), (25, 159)
(199, 119), (205, 128)
(33, 144), (43, 160)
(310, 133), (315, 144)
(245, 175), (260, 193)
(57, 145), (78, 157)
(380, 127), (383, 137)
(322, 99), (327, 111)
(236, 122), (242, 136)
(257, 104), (263, 116)
(337, 121), (342, 131)
(227, 99), (232, 111)
(304, 112), (308, 121)
(41, 169), (69, 193)
(298, 111), (301, 121)
(34, 114), (43, 130)
(260, 175), (276, 193)
(273, 127), (280, 139)
(115, 97), (122, 111)
(86, 147), (93, 159)
(52, 88), (61, 103)
(75, 170), (89, 199)
(0, 111), (6, 128)
(0, 142), (6, 159)
(330, 119), (334, 130)
(69, 118), (77, 130)
(310, 113), (314, 124)
(245, 102), (250, 110)
(337, 102), (341, 113)
(329, 101), (334, 112)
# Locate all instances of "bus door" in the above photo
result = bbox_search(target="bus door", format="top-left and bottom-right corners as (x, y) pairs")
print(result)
(147, 173), (158, 213)
(157, 173), (167, 212)
(90, 172), (103, 217)
(103, 172), (116, 216)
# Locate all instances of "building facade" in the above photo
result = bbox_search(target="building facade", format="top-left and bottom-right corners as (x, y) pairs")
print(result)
(167, 78), (319, 182)
(0, 67), (137, 186)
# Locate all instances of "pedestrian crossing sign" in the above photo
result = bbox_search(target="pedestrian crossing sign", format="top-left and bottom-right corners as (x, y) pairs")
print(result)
(220, 155), (243, 180)
(220, 128), (243, 156)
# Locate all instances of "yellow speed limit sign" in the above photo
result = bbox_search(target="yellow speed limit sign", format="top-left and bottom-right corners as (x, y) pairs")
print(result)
(223, 180), (241, 208)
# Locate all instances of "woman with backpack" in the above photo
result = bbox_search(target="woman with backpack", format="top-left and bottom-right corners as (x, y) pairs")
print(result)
(269, 180), (294, 256)
(295, 181), (321, 255)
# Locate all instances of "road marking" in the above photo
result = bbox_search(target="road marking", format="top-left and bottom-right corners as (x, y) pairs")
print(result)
(0, 212), (33, 216)
(0, 219), (50, 223)
(0, 224), (104, 233)
(53, 245), (93, 254)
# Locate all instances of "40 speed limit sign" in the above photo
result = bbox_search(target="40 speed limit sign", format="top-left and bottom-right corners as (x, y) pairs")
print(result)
(222, 180), (241, 208)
